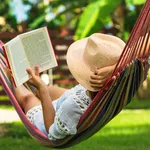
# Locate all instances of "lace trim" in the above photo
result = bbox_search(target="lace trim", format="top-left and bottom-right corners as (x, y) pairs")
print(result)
(48, 113), (70, 140)
(56, 113), (70, 134)
(48, 135), (57, 141)
(73, 88), (91, 112)
(26, 105), (42, 124)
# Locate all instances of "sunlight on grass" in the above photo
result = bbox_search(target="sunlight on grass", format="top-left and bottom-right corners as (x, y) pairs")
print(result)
(0, 109), (150, 150)
(0, 96), (9, 101)
(0, 105), (14, 110)
(94, 110), (150, 138)
(111, 110), (150, 126)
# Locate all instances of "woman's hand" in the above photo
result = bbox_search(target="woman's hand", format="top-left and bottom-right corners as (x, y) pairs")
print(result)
(89, 64), (116, 90)
(26, 66), (46, 90)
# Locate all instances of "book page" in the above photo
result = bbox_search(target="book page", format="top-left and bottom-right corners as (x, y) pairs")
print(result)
(4, 37), (30, 86)
(20, 27), (57, 73)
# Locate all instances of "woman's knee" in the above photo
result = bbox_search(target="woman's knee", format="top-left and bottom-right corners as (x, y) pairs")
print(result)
(19, 93), (40, 111)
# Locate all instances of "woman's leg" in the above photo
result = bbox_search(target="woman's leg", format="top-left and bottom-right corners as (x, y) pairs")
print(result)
(8, 78), (67, 113)
(13, 85), (41, 114)
(2, 64), (41, 114)
(47, 85), (68, 100)
(14, 84), (68, 111)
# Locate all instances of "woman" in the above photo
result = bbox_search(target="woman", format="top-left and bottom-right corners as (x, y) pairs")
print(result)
(3, 33), (125, 140)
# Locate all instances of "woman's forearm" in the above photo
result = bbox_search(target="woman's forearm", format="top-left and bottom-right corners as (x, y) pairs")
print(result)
(26, 67), (55, 133)
(38, 86), (55, 133)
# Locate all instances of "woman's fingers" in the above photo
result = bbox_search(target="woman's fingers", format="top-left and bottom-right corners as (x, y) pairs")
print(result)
(90, 79), (106, 88)
(89, 78), (106, 84)
(90, 72), (107, 89)
(90, 74), (104, 80)
(27, 78), (35, 85)
(90, 83), (104, 88)
(26, 68), (35, 77)
(35, 66), (40, 76)
(26, 66), (40, 77)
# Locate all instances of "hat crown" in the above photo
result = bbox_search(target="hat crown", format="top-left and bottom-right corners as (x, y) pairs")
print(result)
(83, 34), (124, 71)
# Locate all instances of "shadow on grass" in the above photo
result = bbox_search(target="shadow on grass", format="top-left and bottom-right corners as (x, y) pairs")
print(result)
(0, 122), (150, 150)
(124, 99), (150, 110)
(0, 122), (29, 138)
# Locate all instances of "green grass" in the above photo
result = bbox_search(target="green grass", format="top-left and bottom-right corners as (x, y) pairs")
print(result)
(0, 109), (150, 150)
(0, 105), (14, 110)
(0, 100), (150, 150)
(0, 96), (9, 101)
(124, 99), (150, 109)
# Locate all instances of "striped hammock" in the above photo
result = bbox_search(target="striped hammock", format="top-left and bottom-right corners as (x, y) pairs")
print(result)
(0, 0), (149, 148)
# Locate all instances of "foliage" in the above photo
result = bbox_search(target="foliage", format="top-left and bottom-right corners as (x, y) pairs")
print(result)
(75, 0), (122, 40)
(0, 0), (146, 41)
(126, 0), (146, 5)
(22, 0), (48, 29)
(136, 69), (150, 99)
(20, 0), (145, 41)
(22, 0), (91, 29)
(0, 0), (17, 32)
(123, 0), (146, 40)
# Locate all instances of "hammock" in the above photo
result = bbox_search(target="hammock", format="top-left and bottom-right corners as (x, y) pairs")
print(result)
(0, 0), (149, 148)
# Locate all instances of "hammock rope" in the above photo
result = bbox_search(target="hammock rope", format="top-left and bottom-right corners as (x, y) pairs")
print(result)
(114, 0), (150, 73)
(0, 0), (149, 148)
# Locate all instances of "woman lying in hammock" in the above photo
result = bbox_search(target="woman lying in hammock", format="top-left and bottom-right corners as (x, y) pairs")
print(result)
(4, 33), (125, 140)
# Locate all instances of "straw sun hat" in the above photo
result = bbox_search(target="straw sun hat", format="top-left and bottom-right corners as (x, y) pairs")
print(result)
(66, 33), (125, 91)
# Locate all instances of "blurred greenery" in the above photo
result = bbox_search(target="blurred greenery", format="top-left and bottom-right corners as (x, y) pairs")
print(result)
(136, 70), (150, 99)
(124, 99), (150, 109)
(74, 0), (122, 40)
(0, 0), (145, 41)
(0, 0), (18, 32)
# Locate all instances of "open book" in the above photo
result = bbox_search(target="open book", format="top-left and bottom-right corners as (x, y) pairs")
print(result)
(3, 27), (58, 87)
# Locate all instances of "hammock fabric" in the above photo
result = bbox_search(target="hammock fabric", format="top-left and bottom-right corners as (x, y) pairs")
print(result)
(0, 0), (150, 148)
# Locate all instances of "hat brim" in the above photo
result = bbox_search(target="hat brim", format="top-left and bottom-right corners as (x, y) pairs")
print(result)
(67, 38), (97, 91)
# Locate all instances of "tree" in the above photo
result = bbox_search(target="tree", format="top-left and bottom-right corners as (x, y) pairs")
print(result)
(0, 0), (18, 32)
(1, 0), (146, 40)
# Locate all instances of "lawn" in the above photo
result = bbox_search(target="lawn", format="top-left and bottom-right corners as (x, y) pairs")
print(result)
(0, 100), (150, 150)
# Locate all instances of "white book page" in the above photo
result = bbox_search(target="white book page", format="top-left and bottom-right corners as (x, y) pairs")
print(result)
(20, 27), (57, 73)
(4, 37), (30, 86)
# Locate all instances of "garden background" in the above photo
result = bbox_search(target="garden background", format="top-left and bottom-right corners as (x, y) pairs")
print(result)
(0, 0), (150, 150)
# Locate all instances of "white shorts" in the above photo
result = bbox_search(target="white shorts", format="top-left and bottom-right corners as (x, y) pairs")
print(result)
(26, 100), (58, 135)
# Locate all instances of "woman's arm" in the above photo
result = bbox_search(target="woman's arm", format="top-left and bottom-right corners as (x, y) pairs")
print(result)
(38, 85), (55, 133)
(26, 67), (55, 133)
